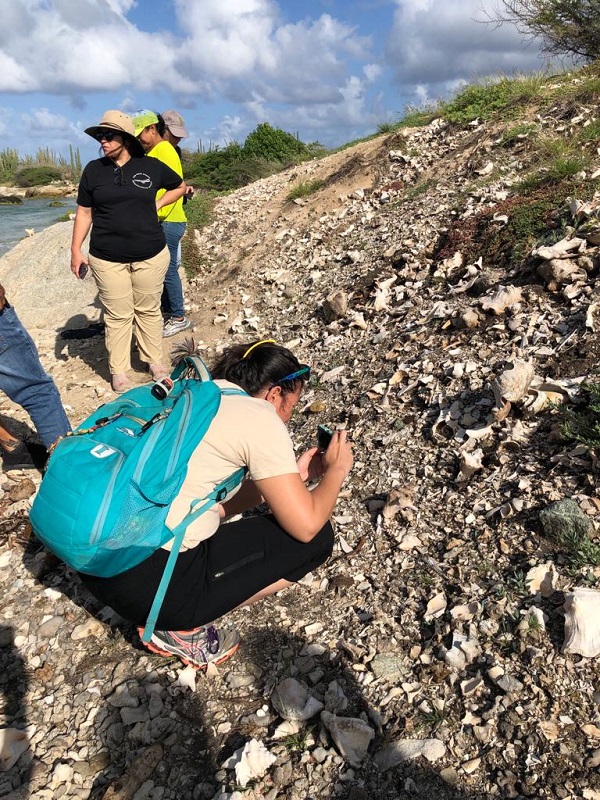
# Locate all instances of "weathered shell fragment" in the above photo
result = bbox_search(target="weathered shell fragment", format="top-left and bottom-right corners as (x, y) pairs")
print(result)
(271, 678), (324, 721)
(382, 486), (417, 523)
(491, 359), (534, 404)
(373, 275), (397, 311)
(0, 727), (30, 771)
(562, 588), (600, 658)
(374, 738), (446, 770)
(424, 592), (447, 620)
(322, 289), (349, 321)
(533, 236), (586, 259)
(480, 285), (523, 315)
(526, 563), (559, 597)
(455, 448), (484, 484)
(321, 711), (374, 766)
(233, 739), (277, 788)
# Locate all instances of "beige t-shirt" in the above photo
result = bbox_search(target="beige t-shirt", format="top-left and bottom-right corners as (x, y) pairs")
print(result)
(164, 380), (299, 550)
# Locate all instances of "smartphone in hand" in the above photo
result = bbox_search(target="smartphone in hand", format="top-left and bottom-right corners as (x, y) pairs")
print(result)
(317, 424), (333, 450)
(79, 263), (88, 279)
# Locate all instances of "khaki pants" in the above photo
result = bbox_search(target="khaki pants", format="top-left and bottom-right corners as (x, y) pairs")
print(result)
(88, 246), (169, 375)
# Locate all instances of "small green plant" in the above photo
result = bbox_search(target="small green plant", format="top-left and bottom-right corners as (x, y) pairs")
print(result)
(398, 105), (439, 128)
(561, 382), (600, 447)
(377, 120), (396, 134)
(507, 569), (528, 598)
(545, 524), (600, 567)
(287, 179), (325, 201)
(284, 726), (314, 753)
(402, 179), (436, 202)
(418, 706), (448, 732)
(577, 118), (600, 144)
(498, 123), (537, 147)
(527, 613), (544, 633)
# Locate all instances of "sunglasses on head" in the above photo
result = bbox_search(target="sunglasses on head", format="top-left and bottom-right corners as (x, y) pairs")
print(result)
(113, 166), (127, 186)
(269, 365), (311, 391)
(93, 130), (120, 142)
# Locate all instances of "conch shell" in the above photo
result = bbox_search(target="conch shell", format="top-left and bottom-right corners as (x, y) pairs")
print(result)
(562, 588), (600, 658)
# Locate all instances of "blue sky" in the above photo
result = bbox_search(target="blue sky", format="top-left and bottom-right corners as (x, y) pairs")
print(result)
(0, 0), (555, 165)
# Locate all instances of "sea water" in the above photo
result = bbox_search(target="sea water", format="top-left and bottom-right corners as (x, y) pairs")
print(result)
(0, 197), (77, 258)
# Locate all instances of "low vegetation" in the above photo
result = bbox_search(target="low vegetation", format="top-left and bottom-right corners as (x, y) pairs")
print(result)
(286, 179), (325, 201)
(183, 123), (326, 193)
(0, 146), (82, 185)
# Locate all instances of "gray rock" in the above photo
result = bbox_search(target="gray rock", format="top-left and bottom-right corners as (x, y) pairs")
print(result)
(37, 616), (63, 639)
(539, 498), (593, 542)
(107, 682), (141, 709)
(370, 653), (405, 682)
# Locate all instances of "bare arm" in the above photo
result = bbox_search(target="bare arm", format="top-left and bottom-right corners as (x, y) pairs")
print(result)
(70, 206), (93, 277)
(156, 181), (186, 212)
(255, 430), (353, 543)
(219, 478), (264, 519)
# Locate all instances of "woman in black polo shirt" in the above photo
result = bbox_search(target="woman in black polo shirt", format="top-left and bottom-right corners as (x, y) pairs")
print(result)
(70, 110), (186, 394)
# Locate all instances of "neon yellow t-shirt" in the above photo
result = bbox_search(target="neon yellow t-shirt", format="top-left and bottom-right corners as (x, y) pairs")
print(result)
(147, 140), (187, 223)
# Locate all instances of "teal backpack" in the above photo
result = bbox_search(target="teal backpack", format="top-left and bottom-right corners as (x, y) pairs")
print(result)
(29, 356), (246, 642)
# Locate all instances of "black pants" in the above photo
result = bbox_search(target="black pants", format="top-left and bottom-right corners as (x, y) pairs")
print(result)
(81, 515), (334, 630)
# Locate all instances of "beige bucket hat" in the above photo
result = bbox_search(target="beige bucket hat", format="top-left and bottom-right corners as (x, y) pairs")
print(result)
(84, 110), (145, 158)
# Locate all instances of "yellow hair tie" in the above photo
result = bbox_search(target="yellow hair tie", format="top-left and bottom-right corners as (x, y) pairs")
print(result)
(242, 339), (276, 359)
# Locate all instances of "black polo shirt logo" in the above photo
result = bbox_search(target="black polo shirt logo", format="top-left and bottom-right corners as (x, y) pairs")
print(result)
(132, 173), (153, 189)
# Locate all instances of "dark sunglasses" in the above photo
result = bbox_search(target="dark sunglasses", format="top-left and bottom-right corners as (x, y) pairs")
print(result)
(93, 130), (120, 142)
(113, 166), (127, 186)
(269, 365), (311, 391)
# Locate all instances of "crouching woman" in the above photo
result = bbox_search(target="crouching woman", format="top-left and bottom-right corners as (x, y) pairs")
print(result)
(80, 340), (353, 668)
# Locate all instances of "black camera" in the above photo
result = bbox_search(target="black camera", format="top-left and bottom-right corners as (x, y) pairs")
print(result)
(317, 424), (333, 450)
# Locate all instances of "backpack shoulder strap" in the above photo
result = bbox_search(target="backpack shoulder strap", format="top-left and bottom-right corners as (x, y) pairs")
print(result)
(140, 467), (247, 643)
(140, 381), (249, 643)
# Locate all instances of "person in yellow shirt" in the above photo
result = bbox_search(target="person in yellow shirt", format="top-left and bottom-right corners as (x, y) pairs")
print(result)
(133, 110), (191, 338)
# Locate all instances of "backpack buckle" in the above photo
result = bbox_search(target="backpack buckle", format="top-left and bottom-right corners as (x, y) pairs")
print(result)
(216, 487), (228, 502)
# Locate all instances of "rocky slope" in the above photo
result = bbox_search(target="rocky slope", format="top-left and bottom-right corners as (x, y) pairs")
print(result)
(2, 88), (600, 800)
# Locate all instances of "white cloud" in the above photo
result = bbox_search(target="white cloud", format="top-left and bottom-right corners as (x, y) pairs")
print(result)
(386, 0), (551, 104)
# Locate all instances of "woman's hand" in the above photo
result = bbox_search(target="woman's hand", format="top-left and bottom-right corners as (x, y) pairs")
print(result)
(322, 429), (353, 479)
(70, 254), (87, 278)
(297, 446), (325, 483)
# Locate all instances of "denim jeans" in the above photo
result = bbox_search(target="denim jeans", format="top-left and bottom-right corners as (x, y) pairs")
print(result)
(161, 221), (186, 318)
(0, 304), (71, 448)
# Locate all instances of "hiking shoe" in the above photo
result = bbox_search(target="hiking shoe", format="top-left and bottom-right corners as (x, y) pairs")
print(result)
(163, 317), (191, 338)
(1, 441), (48, 471)
(139, 623), (240, 669)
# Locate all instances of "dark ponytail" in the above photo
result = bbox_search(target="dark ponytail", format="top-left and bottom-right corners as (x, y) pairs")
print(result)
(154, 113), (166, 137)
(211, 341), (308, 397)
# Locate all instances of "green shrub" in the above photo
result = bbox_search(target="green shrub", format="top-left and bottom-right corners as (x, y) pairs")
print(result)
(242, 122), (307, 163)
(14, 166), (63, 187)
(185, 141), (284, 192)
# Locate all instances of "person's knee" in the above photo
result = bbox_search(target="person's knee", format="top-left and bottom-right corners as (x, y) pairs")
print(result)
(312, 520), (335, 559)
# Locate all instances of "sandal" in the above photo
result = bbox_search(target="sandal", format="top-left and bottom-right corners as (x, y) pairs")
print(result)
(112, 373), (132, 394)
